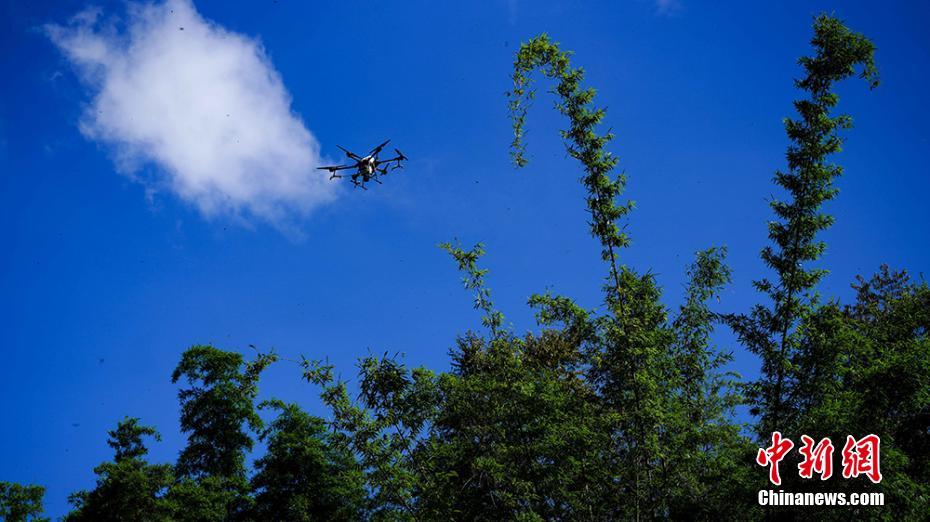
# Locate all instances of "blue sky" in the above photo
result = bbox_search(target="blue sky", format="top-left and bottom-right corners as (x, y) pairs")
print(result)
(1, 0), (928, 516)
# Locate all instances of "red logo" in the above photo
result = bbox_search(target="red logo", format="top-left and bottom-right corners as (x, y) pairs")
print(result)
(841, 434), (882, 484)
(798, 435), (834, 480)
(756, 431), (794, 486)
(756, 433), (881, 484)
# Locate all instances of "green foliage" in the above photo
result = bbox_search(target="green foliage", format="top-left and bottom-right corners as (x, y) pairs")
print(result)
(169, 345), (277, 520)
(14, 13), (928, 522)
(439, 241), (506, 337)
(107, 417), (161, 462)
(164, 476), (242, 522)
(509, 33), (633, 291)
(302, 354), (440, 520)
(0, 482), (48, 522)
(431, 331), (611, 520)
(65, 418), (173, 522)
(171, 345), (276, 480)
(250, 400), (365, 521)
(768, 267), (930, 520)
(508, 32), (754, 520)
(666, 248), (762, 518)
(725, 14), (879, 438)
(415, 247), (608, 520)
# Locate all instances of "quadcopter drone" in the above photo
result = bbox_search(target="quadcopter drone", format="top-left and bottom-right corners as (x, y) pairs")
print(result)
(317, 140), (407, 189)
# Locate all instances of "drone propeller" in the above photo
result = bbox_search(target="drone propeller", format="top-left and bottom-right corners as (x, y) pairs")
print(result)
(318, 165), (352, 180)
(370, 139), (390, 155)
(389, 148), (407, 170)
(337, 145), (361, 160)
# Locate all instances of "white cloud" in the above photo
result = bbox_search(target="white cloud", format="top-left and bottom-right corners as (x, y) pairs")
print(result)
(655, 0), (681, 15)
(46, 0), (336, 227)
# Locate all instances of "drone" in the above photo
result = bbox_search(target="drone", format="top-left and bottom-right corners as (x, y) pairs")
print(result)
(317, 140), (407, 189)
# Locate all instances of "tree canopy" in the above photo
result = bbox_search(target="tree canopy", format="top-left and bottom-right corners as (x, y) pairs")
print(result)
(5, 13), (926, 522)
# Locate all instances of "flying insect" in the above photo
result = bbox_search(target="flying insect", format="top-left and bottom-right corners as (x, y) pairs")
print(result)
(317, 140), (407, 189)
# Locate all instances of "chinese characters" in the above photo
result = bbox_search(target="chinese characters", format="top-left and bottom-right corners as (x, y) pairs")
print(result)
(756, 433), (882, 485)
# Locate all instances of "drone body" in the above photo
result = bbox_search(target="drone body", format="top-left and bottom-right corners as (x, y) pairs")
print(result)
(317, 140), (407, 189)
